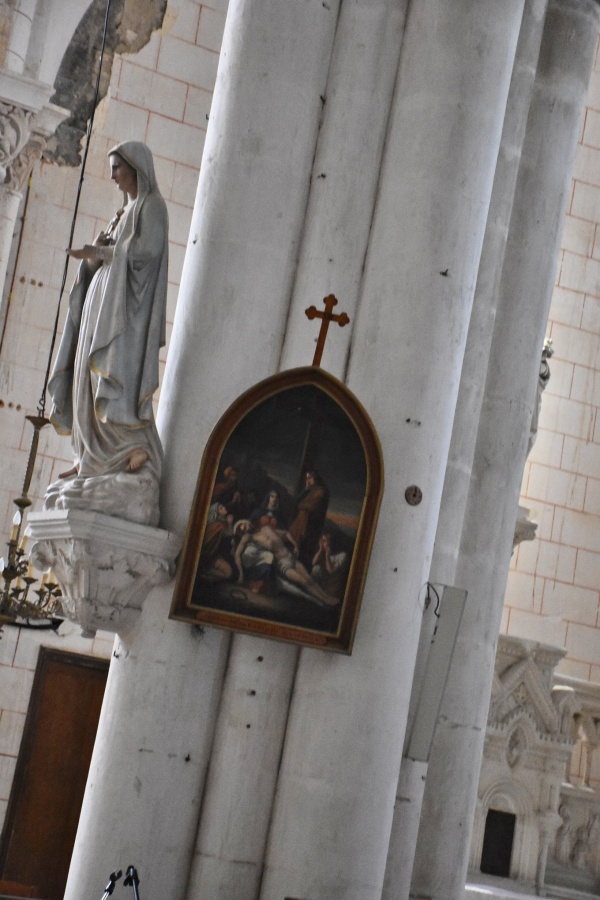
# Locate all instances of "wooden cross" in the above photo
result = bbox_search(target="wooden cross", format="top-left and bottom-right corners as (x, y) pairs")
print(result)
(305, 294), (350, 367)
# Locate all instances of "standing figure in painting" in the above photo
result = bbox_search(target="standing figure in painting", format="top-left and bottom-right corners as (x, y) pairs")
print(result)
(289, 469), (330, 567)
(250, 489), (287, 530)
(199, 503), (235, 581)
(212, 465), (243, 518)
(45, 141), (168, 527)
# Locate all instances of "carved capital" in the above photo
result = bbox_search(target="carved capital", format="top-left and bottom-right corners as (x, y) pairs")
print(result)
(0, 100), (34, 184)
(26, 509), (182, 636)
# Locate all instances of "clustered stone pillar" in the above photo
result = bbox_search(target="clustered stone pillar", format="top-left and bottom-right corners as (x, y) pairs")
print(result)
(409, 2), (600, 898)
(64, 1), (342, 898)
(0, 0), (62, 305)
(382, 0), (549, 894)
(4, 0), (38, 74)
(184, 2), (410, 897)
(258, 0), (524, 897)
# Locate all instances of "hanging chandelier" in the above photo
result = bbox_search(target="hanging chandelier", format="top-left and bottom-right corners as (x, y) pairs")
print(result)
(0, 416), (63, 627)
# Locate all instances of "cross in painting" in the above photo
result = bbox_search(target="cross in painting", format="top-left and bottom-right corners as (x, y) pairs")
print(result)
(305, 294), (350, 367)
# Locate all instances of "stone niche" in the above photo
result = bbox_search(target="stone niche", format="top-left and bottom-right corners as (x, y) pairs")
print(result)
(469, 636), (579, 894)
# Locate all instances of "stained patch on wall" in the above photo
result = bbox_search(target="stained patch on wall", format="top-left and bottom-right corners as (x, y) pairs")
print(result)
(44, 0), (167, 166)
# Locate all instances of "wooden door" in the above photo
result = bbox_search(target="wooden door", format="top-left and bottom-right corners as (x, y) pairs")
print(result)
(0, 647), (109, 900)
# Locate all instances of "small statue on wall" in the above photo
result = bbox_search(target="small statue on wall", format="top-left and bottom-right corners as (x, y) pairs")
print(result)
(528, 337), (554, 456)
(44, 141), (168, 527)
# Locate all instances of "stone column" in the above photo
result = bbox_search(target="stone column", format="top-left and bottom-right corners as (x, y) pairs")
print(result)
(0, 102), (58, 305)
(383, 1), (549, 894)
(410, 2), (600, 897)
(184, 3), (409, 898)
(64, 1), (341, 898)
(258, 1), (524, 898)
(0, 0), (39, 300)
(5, 0), (38, 74)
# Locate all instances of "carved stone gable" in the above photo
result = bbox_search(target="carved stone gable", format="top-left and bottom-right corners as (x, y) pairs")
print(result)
(488, 638), (571, 740)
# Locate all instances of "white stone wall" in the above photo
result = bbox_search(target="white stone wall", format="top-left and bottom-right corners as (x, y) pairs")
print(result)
(0, 0), (227, 837)
(504, 36), (600, 789)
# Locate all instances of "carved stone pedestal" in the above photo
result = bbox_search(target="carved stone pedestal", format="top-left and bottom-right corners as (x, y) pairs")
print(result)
(26, 509), (181, 635)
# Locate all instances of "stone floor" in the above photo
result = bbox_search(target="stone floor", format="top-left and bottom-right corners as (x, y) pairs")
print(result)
(466, 875), (600, 900)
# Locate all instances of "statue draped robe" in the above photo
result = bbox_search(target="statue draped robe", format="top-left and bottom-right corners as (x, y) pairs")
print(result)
(46, 141), (168, 526)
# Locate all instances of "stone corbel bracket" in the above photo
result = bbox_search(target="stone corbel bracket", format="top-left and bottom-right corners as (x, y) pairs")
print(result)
(26, 509), (182, 636)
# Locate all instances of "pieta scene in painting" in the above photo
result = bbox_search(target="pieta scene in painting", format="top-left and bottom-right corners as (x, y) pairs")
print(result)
(172, 371), (382, 652)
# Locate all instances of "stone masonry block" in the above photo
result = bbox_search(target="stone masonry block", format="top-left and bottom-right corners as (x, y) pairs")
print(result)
(549, 287), (585, 328)
(528, 427), (564, 469)
(203, 0), (230, 16)
(503, 569), (537, 611)
(527, 463), (587, 511)
(152, 155), (176, 199)
(562, 436), (600, 479)
(506, 608), (568, 648)
(571, 364), (600, 406)
(102, 99), (150, 146)
(566, 622), (600, 665)
(183, 84), (213, 128)
(116, 62), (187, 121)
(542, 580), (598, 626)
(167, 239), (186, 284)
(583, 477), (600, 515)
(553, 507), (600, 553)
(157, 35), (219, 91)
(581, 296), (600, 332)
(164, 0), (200, 42)
(561, 214), (595, 256)
(197, 6), (227, 52)
(583, 108), (600, 148)
(0, 666), (34, 714)
(574, 548), (600, 591)
(165, 199), (193, 245)
(127, 31), (161, 70)
(573, 143), (600, 183)
(0, 627), (18, 668)
(551, 322), (600, 369)
(560, 252), (600, 297)
(0, 711), (26, 757)
(544, 357), (575, 398)
(572, 181), (600, 223)
(0, 756), (17, 800)
(146, 114), (205, 169)
(171, 162), (200, 207)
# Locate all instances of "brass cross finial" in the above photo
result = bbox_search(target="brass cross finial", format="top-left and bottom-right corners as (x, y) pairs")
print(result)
(305, 294), (350, 367)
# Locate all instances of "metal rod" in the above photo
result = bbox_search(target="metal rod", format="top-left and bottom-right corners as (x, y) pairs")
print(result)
(124, 865), (141, 900)
(100, 869), (122, 900)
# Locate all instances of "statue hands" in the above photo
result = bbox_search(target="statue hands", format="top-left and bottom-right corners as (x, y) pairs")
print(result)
(67, 230), (112, 260)
(67, 244), (99, 260)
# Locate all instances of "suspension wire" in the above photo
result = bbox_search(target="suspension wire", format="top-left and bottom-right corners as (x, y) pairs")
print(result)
(0, 172), (33, 357)
(37, 0), (113, 418)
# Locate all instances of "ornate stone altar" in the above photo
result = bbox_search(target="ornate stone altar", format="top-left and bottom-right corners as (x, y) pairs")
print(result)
(470, 636), (578, 893)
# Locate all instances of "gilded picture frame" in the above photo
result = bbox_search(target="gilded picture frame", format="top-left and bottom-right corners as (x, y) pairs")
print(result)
(170, 366), (383, 653)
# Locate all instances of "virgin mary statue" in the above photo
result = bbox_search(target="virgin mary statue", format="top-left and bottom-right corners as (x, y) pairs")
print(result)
(45, 141), (168, 526)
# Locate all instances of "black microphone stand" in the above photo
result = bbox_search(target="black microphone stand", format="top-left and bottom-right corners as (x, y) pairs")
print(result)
(123, 865), (140, 900)
(100, 870), (122, 900)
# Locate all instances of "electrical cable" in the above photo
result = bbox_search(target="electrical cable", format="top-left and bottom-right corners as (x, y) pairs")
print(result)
(36, 0), (113, 418)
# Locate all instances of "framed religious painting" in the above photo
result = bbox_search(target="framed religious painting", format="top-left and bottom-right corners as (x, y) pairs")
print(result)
(170, 366), (383, 653)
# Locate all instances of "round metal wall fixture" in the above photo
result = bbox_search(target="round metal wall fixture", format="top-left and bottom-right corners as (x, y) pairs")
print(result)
(405, 485), (423, 506)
